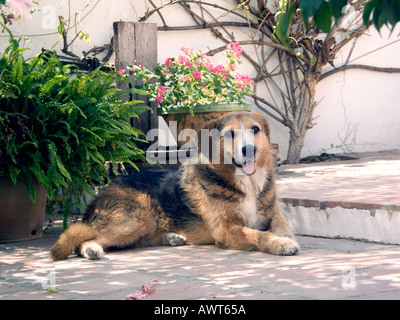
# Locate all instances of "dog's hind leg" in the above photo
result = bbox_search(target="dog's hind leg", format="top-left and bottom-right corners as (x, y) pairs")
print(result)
(79, 240), (105, 260)
(79, 213), (158, 260)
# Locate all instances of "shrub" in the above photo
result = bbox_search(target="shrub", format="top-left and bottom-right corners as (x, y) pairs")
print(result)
(0, 29), (148, 226)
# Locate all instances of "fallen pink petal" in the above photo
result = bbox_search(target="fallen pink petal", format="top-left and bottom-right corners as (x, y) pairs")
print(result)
(125, 280), (158, 300)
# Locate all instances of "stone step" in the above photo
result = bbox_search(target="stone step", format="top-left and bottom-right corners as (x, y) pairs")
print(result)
(281, 200), (400, 244)
(276, 151), (400, 244)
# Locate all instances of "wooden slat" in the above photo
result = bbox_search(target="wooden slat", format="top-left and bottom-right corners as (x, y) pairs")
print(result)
(113, 22), (158, 148)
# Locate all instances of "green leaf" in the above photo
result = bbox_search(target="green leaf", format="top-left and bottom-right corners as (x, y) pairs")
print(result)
(188, 107), (195, 117)
(81, 127), (105, 143)
(9, 166), (21, 185)
(40, 74), (68, 97)
(310, 56), (317, 68)
(314, 2), (333, 32)
(46, 288), (60, 293)
(57, 16), (66, 36)
(372, 1), (385, 30)
(300, 0), (325, 21)
(56, 156), (72, 181)
(330, 0), (348, 21)
(363, 0), (379, 27)
(29, 163), (50, 191)
(12, 55), (23, 84)
(24, 177), (36, 204)
(276, 3), (297, 46)
(379, 0), (400, 31)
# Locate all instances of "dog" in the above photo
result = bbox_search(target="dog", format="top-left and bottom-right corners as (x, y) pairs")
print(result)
(50, 111), (299, 260)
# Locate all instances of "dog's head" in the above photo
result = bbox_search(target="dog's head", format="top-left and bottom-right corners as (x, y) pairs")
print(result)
(197, 111), (272, 175)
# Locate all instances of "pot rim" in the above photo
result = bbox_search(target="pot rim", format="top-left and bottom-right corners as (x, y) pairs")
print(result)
(157, 103), (252, 116)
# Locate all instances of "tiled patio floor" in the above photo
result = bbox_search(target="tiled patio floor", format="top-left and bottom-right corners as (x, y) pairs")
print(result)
(1, 151), (399, 300)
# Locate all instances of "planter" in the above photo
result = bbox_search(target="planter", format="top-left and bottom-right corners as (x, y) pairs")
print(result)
(158, 103), (252, 146)
(0, 177), (47, 243)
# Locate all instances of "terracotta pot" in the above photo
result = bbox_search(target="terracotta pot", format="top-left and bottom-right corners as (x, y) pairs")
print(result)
(158, 103), (252, 146)
(0, 177), (47, 243)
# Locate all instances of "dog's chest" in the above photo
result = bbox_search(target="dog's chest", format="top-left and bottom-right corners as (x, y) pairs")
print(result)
(236, 169), (266, 229)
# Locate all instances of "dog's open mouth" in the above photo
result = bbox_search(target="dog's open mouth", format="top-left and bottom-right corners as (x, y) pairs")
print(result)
(233, 158), (256, 175)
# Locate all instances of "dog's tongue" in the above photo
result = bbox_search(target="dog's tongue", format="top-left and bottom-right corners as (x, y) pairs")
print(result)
(242, 160), (256, 175)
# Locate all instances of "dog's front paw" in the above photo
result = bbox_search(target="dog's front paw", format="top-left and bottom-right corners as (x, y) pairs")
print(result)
(267, 236), (299, 256)
(162, 233), (186, 246)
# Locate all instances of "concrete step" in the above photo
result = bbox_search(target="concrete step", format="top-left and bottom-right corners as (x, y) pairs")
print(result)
(277, 151), (400, 244)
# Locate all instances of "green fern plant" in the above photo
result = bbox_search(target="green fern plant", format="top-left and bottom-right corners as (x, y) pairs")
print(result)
(0, 26), (149, 227)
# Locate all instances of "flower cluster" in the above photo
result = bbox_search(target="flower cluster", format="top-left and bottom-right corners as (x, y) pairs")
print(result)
(122, 42), (254, 113)
(1, 0), (39, 24)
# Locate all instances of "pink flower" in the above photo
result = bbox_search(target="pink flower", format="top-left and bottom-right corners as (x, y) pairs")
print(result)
(178, 55), (186, 64)
(192, 69), (201, 79)
(157, 86), (166, 93)
(228, 64), (236, 71)
(155, 87), (166, 102)
(155, 93), (164, 103)
(227, 42), (243, 58)
(181, 47), (192, 56)
(129, 66), (136, 72)
(205, 62), (213, 71)
(137, 60), (143, 67)
(212, 64), (225, 73)
(118, 69), (126, 76)
(185, 61), (193, 67)
(235, 73), (255, 89)
(165, 58), (172, 66)
(7, 0), (36, 21)
(235, 74), (255, 85)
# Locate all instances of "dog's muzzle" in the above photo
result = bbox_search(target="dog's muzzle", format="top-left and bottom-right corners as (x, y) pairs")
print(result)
(233, 144), (258, 175)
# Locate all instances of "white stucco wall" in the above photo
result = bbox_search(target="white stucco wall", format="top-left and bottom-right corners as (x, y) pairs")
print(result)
(2, 0), (399, 161)
(308, 26), (400, 157)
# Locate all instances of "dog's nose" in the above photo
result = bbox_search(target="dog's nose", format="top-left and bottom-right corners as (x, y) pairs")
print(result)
(242, 144), (257, 157)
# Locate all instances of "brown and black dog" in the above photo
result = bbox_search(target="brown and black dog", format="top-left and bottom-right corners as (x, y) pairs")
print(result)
(50, 111), (299, 260)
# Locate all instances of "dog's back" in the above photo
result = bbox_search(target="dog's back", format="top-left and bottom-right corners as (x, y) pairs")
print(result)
(84, 169), (201, 231)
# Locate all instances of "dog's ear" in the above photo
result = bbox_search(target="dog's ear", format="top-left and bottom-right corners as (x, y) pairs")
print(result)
(253, 112), (270, 139)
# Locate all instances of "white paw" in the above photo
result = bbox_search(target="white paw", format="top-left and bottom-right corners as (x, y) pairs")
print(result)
(162, 233), (186, 246)
(81, 241), (104, 260)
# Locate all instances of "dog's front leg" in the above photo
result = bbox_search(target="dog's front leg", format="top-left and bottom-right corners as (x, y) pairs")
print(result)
(213, 221), (299, 256)
(213, 225), (262, 251)
(265, 209), (300, 255)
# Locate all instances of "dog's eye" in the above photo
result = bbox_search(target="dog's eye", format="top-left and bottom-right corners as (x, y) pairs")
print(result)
(252, 126), (260, 134)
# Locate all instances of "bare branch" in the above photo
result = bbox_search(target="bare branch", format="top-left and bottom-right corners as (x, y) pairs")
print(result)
(157, 21), (255, 31)
(59, 15), (79, 58)
(320, 64), (400, 81)
(139, 0), (247, 22)
(204, 39), (303, 61)
(252, 94), (288, 124)
(148, 0), (167, 27)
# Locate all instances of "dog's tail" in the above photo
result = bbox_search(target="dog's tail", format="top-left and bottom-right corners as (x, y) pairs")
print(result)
(50, 223), (97, 261)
